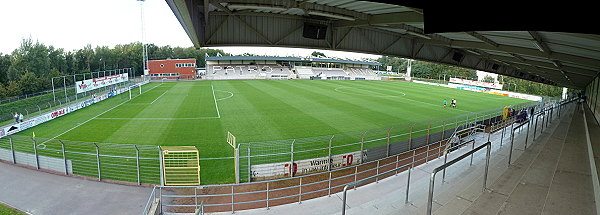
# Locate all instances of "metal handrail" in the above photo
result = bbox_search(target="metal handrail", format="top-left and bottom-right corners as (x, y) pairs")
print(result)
(151, 121), (507, 213)
(142, 186), (157, 215)
(145, 102), (586, 214)
(340, 135), (482, 215)
(426, 141), (492, 215)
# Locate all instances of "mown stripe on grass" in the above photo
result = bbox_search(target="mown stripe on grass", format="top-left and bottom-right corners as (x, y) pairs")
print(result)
(266, 80), (397, 130)
(242, 80), (345, 138)
(210, 81), (289, 143)
(292, 80), (447, 123)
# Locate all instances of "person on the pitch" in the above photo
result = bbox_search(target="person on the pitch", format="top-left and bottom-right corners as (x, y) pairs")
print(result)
(443, 99), (447, 108)
(451, 99), (457, 108)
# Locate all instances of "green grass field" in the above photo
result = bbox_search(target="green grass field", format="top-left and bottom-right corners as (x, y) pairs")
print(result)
(0, 203), (25, 215)
(15, 79), (527, 184)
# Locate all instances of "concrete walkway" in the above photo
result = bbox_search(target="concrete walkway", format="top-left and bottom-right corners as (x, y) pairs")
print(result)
(0, 162), (151, 215)
(208, 103), (597, 215)
(460, 103), (597, 215)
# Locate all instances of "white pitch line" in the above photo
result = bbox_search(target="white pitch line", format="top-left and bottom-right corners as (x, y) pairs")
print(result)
(215, 90), (234, 101)
(95, 117), (219, 120)
(41, 83), (162, 144)
(150, 90), (168, 104)
(334, 86), (406, 97)
(211, 84), (221, 118)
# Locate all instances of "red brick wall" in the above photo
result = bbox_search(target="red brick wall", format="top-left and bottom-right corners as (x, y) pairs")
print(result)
(148, 59), (196, 79)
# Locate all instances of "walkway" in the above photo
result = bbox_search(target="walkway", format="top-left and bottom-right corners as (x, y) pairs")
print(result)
(0, 162), (151, 215)
(207, 102), (598, 215)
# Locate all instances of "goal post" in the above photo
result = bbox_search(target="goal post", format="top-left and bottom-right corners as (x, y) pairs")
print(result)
(227, 131), (240, 184)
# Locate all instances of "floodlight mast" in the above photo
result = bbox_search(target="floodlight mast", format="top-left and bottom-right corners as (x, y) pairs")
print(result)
(139, 0), (149, 77)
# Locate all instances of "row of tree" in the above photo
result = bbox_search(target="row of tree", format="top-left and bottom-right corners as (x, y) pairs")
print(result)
(376, 56), (563, 97)
(0, 38), (564, 100)
(0, 38), (226, 100)
(377, 56), (479, 80)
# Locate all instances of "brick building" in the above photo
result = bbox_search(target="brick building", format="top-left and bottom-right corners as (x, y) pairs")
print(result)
(147, 59), (197, 79)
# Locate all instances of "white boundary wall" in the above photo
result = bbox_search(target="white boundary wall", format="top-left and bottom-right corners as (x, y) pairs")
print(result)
(251, 150), (364, 178)
(412, 80), (542, 101)
(449, 77), (503, 90)
(76, 73), (129, 93)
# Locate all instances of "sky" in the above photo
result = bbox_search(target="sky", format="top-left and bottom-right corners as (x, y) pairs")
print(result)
(0, 0), (380, 60)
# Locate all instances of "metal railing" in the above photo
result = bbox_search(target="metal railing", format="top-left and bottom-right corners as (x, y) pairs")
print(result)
(237, 101), (544, 183)
(426, 141), (492, 215)
(0, 135), (162, 184)
(148, 100), (577, 214)
(340, 134), (482, 215)
(142, 186), (158, 215)
(152, 119), (504, 214)
(0, 68), (135, 124)
(338, 98), (576, 215)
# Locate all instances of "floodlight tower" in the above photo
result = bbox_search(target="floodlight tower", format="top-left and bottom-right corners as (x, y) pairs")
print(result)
(405, 59), (413, 81)
(138, 0), (149, 76)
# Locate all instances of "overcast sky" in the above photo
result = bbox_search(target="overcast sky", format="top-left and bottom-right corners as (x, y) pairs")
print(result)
(0, 0), (380, 60)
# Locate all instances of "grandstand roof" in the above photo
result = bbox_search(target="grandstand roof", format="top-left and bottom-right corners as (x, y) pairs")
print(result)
(166, 0), (600, 89)
(205, 56), (382, 66)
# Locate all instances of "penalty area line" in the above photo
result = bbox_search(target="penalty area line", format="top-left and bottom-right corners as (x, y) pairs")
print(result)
(211, 84), (221, 118)
(150, 90), (168, 104)
(95, 117), (220, 120)
(41, 83), (162, 144)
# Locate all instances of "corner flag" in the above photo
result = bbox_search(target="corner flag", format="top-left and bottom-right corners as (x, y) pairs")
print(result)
(32, 132), (36, 138)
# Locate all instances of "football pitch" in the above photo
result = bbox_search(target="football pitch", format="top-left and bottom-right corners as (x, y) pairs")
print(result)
(20, 79), (527, 184)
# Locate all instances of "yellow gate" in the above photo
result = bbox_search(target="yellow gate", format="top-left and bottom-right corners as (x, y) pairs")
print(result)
(160, 146), (200, 185)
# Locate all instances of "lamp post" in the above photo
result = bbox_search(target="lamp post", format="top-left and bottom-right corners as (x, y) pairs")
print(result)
(100, 58), (105, 71)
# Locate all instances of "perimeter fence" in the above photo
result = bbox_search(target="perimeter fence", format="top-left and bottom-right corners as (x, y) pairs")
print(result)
(149, 98), (576, 214)
(0, 94), (567, 190)
(0, 99), (553, 186)
(0, 68), (135, 125)
(237, 100), (545, 183)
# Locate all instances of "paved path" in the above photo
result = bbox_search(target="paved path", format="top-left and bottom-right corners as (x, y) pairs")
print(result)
(0, 162), (151, 215)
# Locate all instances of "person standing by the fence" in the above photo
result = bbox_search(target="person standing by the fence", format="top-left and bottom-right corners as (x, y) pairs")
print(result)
(14, 112), (19, 123)
(19, 113), (24, 122)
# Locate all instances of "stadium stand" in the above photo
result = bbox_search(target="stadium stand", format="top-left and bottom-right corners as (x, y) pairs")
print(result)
(204, 56), (382, 81)
(294, 66), (316, 79)
(205, 64), (294, 80)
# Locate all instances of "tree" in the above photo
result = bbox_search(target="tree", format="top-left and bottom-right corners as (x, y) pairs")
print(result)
(17, 72), (40, 95)
(311, 51), (326, 58)
(0, 83), (7, 99)
(5, 81), (21, 97)
(0, 54), (10, 84)
(481, 75), (495, 83)
(377, 56), (407, 73)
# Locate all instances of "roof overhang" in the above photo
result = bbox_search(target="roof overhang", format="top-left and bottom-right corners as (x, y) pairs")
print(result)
(166, 0), (600, 89)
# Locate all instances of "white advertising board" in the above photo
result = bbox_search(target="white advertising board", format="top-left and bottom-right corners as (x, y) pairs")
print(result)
(76, 73), (129, 94)
(449, 78), (503, 90)
(251, 150), (365, 178)
(0, 80), (148, 139)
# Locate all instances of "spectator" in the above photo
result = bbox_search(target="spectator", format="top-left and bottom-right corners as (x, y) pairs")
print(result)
(19, 113), (24, 122)
(14, 112), (19, 123)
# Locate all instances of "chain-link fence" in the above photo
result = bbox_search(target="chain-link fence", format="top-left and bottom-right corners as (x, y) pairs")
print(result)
(0, 135), (161, 184)
(0, 93), (552, 187)
(147, 98), (576, 214)
(238, 100), (545, 183)
(0, 68), (135, 125)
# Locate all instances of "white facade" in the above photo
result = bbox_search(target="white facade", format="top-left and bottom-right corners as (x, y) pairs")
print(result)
(476, 70), (499, 83)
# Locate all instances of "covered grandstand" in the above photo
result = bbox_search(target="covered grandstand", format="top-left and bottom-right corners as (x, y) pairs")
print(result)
(204, 56), (382, 80)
